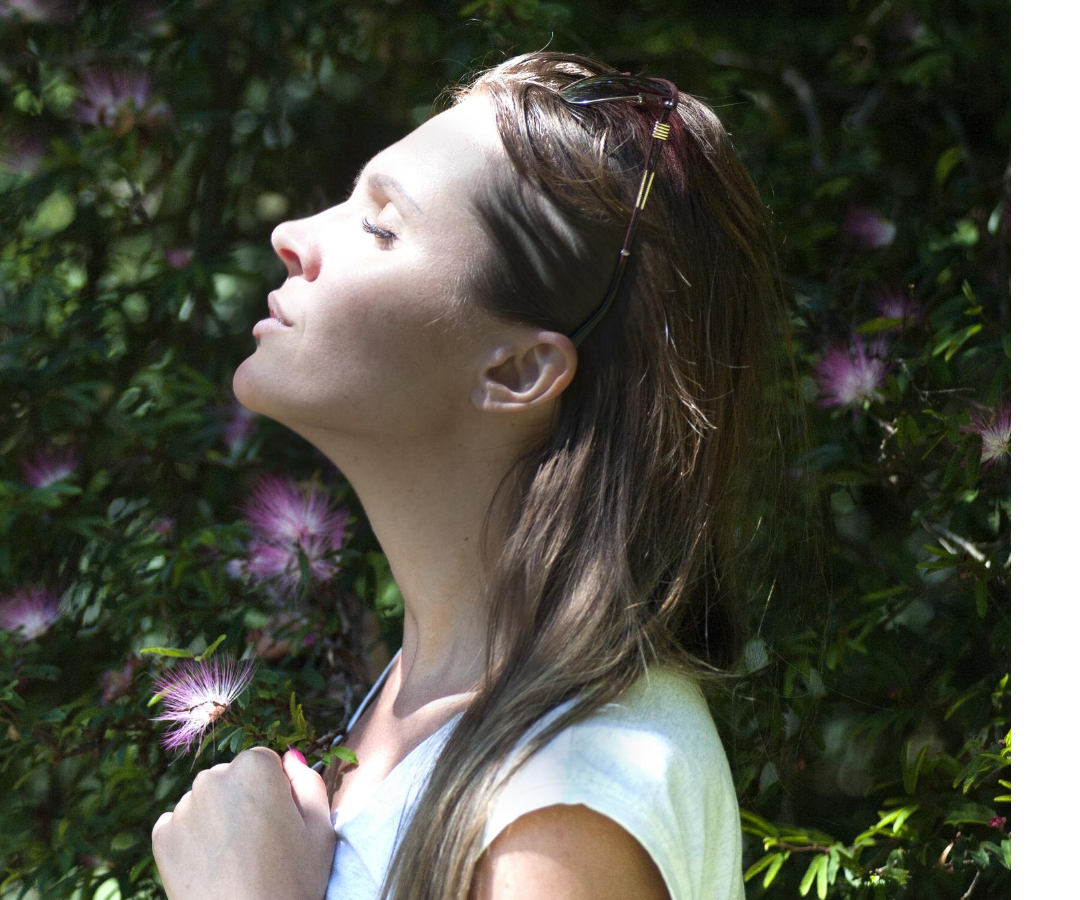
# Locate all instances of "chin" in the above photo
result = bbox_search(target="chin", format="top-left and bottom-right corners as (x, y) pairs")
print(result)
(232, 359), (328, 435)
(231, 356), (276, 418)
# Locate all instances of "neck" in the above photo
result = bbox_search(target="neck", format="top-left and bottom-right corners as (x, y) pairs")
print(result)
(294, 420), (528, 713)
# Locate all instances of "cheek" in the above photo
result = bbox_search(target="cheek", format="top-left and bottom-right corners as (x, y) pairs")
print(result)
(312, 274), (445, 376)
(296, 278), (472, 435)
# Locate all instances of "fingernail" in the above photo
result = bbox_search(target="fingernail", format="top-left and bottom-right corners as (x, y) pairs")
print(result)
(287, 744), (307, 765)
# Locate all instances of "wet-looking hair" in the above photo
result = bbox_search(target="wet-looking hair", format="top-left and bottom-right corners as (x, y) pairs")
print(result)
(378, 49), (803, 900)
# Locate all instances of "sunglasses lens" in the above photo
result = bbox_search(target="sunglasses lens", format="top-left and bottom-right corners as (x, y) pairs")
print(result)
(560, 75), (669, 105)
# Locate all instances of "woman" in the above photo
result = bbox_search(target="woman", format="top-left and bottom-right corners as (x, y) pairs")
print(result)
(152, 50), (795, 900)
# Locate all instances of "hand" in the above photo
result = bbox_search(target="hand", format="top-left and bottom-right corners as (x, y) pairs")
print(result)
(152, 747), (335, 900)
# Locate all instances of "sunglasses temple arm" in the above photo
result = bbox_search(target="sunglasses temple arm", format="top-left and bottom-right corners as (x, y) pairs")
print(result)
(571, 253), (631, 347)
(570, 103), (676, 348)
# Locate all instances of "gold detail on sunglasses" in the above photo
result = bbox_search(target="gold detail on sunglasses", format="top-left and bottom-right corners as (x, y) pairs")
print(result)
(635, 171), (658, 211)
(652, 122), (671, 140)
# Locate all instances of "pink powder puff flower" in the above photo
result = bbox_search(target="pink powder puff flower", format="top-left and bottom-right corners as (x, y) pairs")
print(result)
(73, 67), (172, 135)
(0, 131), (45, 175)
(814, 337), (891, 408)
(150, 654), (257, 754)
(892, 10), (927, 41)
(964, 403), (1010, 466)
(0, 587), (63, 641)
(222, 399), (258, 452)
(873, 286), (923, 325)
(0, 0), (76, 24)
(150, 516), (175, 536)
(74, 67), (151, 126)
(21, 445), (77, 488)
(101, 657), (141, 702)
(244, 534), (342, 599)
(224, 558), (247, 580)
(844, 206), (897, 249)
(165, 246), (194, 269)
(238, 474), (349, 598)
(243, 474), (349, 550)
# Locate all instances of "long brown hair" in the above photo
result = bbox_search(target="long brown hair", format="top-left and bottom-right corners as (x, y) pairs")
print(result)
(378, 49), (803, 900)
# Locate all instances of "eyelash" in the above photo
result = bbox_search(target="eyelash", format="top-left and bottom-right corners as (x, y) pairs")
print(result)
(362, 216), (398, 247)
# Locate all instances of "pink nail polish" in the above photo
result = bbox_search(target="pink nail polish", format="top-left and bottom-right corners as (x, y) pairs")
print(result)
(287, 744), (307, 765)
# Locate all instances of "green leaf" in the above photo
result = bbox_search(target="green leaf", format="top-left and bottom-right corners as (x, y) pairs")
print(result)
(964, 439), (983, 489)
(22, 190), (76, 239)
(762, 852), (787, 888)
(229, 727), (245, 753)
(935, 146), (964, 185)
(855, 317), (902, 335)
(982, 840), (1010, 869)
(320, 745), (358, 768)
(942, 445), (964, 488)
(139, 646), (195, 658)
(874, 804), (919, 832)
(897, 413), (923, 448)
(740, 809), (781, 838)
(944, 688), (980, 720)
(799, 855), (823, 897)
(196, 634), (227, 661)
(289, 691), (310, 738)
(942, 800), (997, 825)
(217, 726), (243, 751)
(92, 877), (122, 900)
(891, 805), (918, 832)
(744, 852), (781, 882)
(902, 743), (929, 794)
(931, 323), (983, 361)
(814, 176), (852, 198)
(297, 547), (312, 602)
(815, 851), (828, 899)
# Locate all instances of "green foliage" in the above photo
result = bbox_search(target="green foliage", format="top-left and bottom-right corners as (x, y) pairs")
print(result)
(0, 1), (1007, 898)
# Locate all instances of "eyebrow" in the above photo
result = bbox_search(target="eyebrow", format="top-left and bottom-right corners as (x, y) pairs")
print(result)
(351, 161), (424, 216)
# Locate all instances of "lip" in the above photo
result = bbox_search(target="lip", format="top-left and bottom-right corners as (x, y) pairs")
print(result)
(253, 317), (292, 338)
(267, 292), (293, 327)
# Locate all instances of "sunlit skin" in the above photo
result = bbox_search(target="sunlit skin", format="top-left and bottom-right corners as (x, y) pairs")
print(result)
(153, 95), (669, 900)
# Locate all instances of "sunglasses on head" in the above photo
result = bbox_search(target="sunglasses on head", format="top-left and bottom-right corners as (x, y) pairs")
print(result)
(556, 73), (680, 348)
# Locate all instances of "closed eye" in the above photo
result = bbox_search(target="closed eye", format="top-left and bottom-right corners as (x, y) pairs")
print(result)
(362, 216), (398, 247)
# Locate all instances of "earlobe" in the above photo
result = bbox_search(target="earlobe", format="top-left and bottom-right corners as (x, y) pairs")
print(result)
(473, 333), (576, 413)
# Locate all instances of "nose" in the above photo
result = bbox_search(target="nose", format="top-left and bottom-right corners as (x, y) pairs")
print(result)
(271, 218), (321, 281)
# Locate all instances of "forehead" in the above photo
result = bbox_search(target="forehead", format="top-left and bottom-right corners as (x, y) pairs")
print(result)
(363, 95), (502, 217)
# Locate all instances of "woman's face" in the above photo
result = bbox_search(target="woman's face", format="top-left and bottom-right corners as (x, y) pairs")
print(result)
(233, 95), (506, 445)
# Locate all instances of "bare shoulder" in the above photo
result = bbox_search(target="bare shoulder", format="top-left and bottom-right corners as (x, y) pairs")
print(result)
(469, 803), (671, 900)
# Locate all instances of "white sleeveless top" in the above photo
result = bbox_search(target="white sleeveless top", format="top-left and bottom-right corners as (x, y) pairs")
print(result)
(323, 648), (745, 900)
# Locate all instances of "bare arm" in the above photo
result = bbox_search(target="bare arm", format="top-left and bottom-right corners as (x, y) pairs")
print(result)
(469, 803), (672, 900)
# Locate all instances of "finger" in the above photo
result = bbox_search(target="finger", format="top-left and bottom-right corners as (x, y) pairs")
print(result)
(233, 745), (284, 775)
(232, 746), (299, 812)
(191, 760), (229, 793)
(281, 746), (332, 830)
(192, 768), (211, 793)
(172, 790), (192, 819)
(151, 810), (172, 846)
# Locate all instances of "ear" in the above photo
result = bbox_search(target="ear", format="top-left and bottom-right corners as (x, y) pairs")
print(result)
(472, 331), (577, 413)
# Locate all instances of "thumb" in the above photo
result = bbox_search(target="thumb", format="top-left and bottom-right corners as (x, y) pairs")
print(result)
(282, 746), (330, 827)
